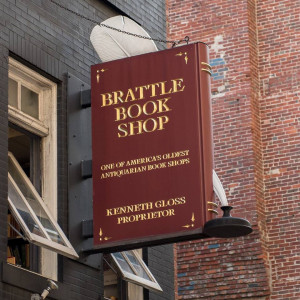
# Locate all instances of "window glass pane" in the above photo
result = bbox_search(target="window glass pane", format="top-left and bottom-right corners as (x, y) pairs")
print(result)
(126, 251), (151, 280)
(8, 155), (66, 246)
(111, 250), (162, 292)
(112, 252), (135, 274)
(21, 85), (39, 119)
(8, 177), (45, 238)
(8, 78), (18, 108)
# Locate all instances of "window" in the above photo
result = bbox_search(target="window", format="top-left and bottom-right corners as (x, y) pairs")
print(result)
(8, 152), (78, 258)
(112, 250), (162, 292)
(7, 58), (78, 279)
(104, 250), (162, 299)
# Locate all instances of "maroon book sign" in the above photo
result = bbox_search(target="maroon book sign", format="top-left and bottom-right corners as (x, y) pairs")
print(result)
(91, 43), (214, 252)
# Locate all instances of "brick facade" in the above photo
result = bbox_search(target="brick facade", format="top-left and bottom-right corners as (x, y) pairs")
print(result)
(167, 0), (300, 299)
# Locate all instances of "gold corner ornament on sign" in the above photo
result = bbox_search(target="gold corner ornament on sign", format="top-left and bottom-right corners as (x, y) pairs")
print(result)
(96, 68), (108, 83)
(182, 213), (195, 228)
(99, 228), (112, 242)
(176, 52), (188, 64)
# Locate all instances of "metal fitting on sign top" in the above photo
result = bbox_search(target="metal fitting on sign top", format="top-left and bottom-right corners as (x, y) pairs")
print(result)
(172, 36), (190, 48)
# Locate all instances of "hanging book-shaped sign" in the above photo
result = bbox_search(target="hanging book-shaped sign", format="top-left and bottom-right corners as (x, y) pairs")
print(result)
(91, 43), (214, 252)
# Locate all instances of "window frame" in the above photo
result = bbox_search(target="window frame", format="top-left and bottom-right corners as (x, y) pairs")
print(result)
(111, 250), (162, 293)
(8, 65), (49, 137)
(8, 152), (79, 259)
(8, 58), (78, 279)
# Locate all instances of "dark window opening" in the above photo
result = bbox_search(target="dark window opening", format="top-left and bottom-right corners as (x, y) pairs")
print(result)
(7, 124), (40, 272)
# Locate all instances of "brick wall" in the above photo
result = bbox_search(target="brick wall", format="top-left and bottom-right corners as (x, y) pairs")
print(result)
(177, 226), (269, 299)
(147, 245), (175, 300)
(256, 1), (300, 298)
(0, 0), (168, 299)
(168, 0), (300, 299)
(0, 13), (10, 300)
(167, 1), (269, 298)
(167, 0), (299, 298)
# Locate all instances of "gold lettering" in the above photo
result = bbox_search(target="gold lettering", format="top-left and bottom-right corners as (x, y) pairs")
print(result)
(143, 118), (158, 133)
(117, 115), (169, 138)
(127, 104), (142, 119)
(101, 78), (185, 108)
(124, 88), (136, 102)
(106, 208), (113, 216)
(157, 97), (171, 113)
(117, 123), (128, 138)
(143, 101), (157, 115)
(115, 106), (127, 121)
(101, 93), (113, 107)
(113, 91), (124, 104)
(149, 82), (161, 97)
(172, 78), (185, 93)
(103, 79), (187, 138)
(157, 115), (169, 130)
(159, 81), (173, 96)
(155, 197), (186, 208)
(116, 208), (175, 224)
(167, 158), (190, 167)
(107, 202), (153, 217)
(147, 162), (167, 171)
(135, 85), (149, 100)
(129, 120), (143, 136)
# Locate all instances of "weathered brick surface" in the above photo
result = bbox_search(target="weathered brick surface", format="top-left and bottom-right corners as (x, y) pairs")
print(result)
(168, 0), (300, 299)
(176, 226), (269, 299)
(256, 1), (300, 298)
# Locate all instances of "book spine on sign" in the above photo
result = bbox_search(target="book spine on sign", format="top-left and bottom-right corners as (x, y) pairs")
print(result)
(197, 43), (214, 222)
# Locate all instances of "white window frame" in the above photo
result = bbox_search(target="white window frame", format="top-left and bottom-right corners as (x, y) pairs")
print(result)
(8, 64), (49, 137)
(8, 152), (79, 259)
(111, 250), (162, 292)
(8, 58), (78, 279)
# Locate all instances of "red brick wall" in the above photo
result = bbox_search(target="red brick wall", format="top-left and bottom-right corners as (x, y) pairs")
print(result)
(177, 226), (269, 299)
(256, 0), (300, 298)
(167, 0), (300, 299)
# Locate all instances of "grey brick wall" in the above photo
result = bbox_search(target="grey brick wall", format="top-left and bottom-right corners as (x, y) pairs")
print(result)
(147, 245), (175, 300)
(0, 0), (170, 299)
(0, 8), (10, 300)
(105, 0), (167, 50)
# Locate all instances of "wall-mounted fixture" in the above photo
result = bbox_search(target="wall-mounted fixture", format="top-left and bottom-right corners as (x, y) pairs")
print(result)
(204, 171), (252, 238)
(31, 279), (58, 300)
(203, 205), (252, 238)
